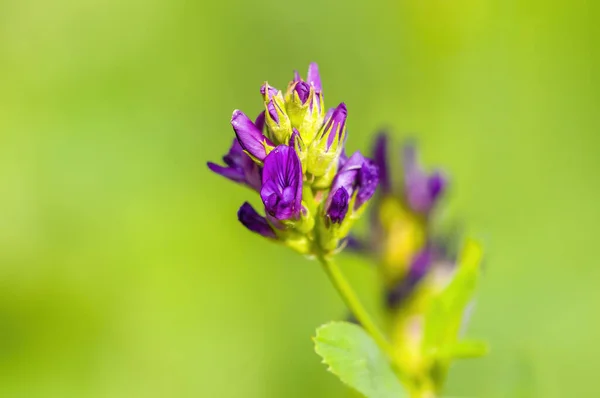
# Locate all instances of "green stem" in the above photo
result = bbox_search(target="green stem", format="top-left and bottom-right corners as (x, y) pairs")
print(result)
(317, 254), (394, 359)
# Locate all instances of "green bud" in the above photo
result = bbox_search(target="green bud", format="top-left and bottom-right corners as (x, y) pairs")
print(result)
(263, 83), (293, 144)
(306, 103), (347, 177)
(285, 81), (325, 144)
(289, 129), (307, 174)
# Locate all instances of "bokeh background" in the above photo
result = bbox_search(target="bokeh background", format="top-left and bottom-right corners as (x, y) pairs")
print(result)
(1, 0), (598, 397)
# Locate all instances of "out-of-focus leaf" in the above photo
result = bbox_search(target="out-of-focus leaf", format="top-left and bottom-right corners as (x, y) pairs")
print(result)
(438, 340), (489, 360)
(314, 321), (407, 398)
(424, 239), (483, 354)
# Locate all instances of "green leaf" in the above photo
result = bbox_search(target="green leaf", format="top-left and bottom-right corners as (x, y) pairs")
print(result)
(314, 321), (407, 398)
(424, 239), (484, 353)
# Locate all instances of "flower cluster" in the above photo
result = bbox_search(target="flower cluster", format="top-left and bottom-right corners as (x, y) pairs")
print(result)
(350, 133), (469, 380)
(208, 63), (379, 255)
(351, 133), (451, 305)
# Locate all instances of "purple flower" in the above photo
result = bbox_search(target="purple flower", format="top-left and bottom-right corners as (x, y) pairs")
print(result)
(237, 202), (277, 239)
(231, 110), (273, 162)
(386, 247), (434, 308)
(327, 187), (349, 224)
(260, 145), (303, 221)
(207, 138), (261, 190)
(325, 151), (379, 222)
(403, 144), (447, 214)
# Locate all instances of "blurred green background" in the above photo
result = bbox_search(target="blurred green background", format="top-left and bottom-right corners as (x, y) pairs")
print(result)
(0, 0), (598, 397)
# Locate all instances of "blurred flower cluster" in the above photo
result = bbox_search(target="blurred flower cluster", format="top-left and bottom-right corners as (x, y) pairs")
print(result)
(350, 134), (483, 395)
(208, 63), (379, 256)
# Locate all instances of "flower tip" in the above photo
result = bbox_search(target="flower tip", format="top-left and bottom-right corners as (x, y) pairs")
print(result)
(430, 170), (447, 197)
(237, 202), (276, 239)
(260, 82), (278, 99)
(206, 161), (218, 172)
(307, 62), (322, 92)
(294, 81), (311, 104)
(231, 109), (242, 119)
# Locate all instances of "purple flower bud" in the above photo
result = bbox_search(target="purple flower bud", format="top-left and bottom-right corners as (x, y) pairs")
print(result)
(294, 81), (311, 105)
(231, 110), (273, 162)
(292, 63), (322, 94)
(372, 133), (391, 194)
(403, 144), (447, 214)
(386, 248), (434, 308)
(321, 103), (347, 150)
(327, 187), (349, 224)
(325, 151), (379, 220)
(238, 202), (277, 239)
(260, 83), (279, 100)
(207, 138), (261, 191)
(260, 145), (303, 221)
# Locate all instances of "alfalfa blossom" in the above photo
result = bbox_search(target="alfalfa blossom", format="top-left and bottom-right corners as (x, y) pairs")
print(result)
(207, 63), (378, 256)
(349, 132), (485, 394)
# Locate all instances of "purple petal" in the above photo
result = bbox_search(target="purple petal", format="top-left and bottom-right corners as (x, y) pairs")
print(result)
(222, 138), (245, 167)
(231, 110), (272, 161)
(326, 151), (364, 209)
(327, 187), (349, 224)
(294, 81), (311, 104)
(238, 202), (277, 239)
(260, 145), (303, 220)
(328, 151), (379, 211)
(402, 144), (447, 214)
(207, 138), (261, 190)
(289, 128), (305, 157)
(429, 171), (446, 199)
(307, 62), (322, 93)
(254, 111), (265, 132)
(338, 149), (349, 168)
(372, 133), (390, 193)
(289, 128), (300, 147)
(207, 162), (245, 184)
(323, 107), (335, 127)
(267, 100), (279, 125)
(322, 103), (347, 150)
(293, 70), (301, 82)
(355, 159), (379, 208)
(329, 151), (365, 201)
(240, 153), (262, 191)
